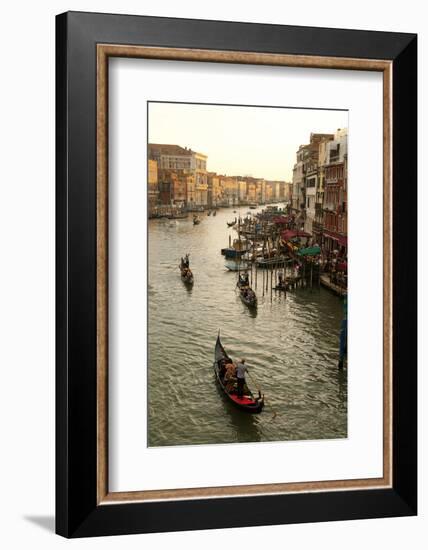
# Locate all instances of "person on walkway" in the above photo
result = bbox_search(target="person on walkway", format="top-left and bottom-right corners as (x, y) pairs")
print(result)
(236, 359), (248, 398)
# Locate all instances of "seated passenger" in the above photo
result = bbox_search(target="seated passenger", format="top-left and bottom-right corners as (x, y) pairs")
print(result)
(224, 362), (236, 382)
(219, 359), (226, 379)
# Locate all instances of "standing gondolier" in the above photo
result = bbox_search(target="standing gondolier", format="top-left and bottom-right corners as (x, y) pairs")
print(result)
(236, 359), (248, 398)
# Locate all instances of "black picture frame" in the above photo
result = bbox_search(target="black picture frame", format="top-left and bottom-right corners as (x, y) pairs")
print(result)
(56, 11), (417, 538)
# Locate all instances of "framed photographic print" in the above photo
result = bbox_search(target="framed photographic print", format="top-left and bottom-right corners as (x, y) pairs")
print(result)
(56, 11), (417, 537)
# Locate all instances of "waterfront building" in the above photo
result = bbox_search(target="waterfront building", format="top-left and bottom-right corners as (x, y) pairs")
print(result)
(158, 169), (191, 208)
(148, 159), (159, 216)
(322, 128), (348, 253)
(292, 145), (306, 214)
(265, 182), (273, 203)
(221, 176), (239, 206)
(194, 152), (208, 206)
(185, 172), (196, 208)
(237, 180), (247, 203)
(312, 139), (330, 244)
(292, 133), (334, 235)
(256, 179), (266, 204)
(207, 172), (222, 207)
(274, 182), (281, 200)
(284, 182), (293, 203)
(264, 181), (290, 203)
(246, 181), (257, 203)
(148, 143), (208, 207)
(304, 160), (318, 235)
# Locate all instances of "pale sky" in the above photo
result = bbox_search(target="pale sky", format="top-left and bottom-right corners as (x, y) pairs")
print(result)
(148, 102), (348, 181)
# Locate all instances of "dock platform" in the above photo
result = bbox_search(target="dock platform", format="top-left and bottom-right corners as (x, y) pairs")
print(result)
(320, 275), (347, 297)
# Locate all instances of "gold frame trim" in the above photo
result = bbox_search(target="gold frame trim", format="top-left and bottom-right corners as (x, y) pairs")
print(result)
(96, 44), (392, 505)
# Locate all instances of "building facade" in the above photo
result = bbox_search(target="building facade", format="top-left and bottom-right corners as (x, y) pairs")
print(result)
(148, 159), (159, 216)
(148, 143), (208, 207)
(158, 169), (191, 208)
(207, 172), (222, 207)
(322, 128), (348, 252)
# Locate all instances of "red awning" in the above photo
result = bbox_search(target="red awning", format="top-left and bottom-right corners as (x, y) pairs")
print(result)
(324, 230), (347, 246)
(273, 215), (292, 224)
(281, 229), (311, 240)
(273, 216), (287, 224)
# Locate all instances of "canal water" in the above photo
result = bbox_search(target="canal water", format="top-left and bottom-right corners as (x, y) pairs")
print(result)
(148, 206), (347, 447)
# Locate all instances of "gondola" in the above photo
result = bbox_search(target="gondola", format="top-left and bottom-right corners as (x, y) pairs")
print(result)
(179, 255), (194, 285)
(239, 286), (257, 308)
(193, 215), (201, 225)
(236, 273), (257, 307)
(274, 274), (288, 292)
(214, 335), (264, 413)
(274, 283), (288, 292)
(167, 213), (188, 220)
(180, 265), (194, 284)
(227, 220), (237, 227)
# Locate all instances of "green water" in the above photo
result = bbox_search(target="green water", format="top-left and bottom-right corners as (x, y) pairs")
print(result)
(148, 206), (347, 446)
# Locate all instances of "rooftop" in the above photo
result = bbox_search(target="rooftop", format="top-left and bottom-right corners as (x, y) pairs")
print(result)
(148, 143), (193, 156)
(148, 143), (207, 158)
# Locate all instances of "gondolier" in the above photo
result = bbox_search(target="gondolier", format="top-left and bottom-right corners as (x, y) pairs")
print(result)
(236, 359), (248, 398)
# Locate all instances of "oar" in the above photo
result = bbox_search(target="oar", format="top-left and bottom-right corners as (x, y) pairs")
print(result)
(247, 370), (278, 420)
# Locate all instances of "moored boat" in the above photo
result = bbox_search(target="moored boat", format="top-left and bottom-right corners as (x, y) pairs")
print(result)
(193, 215), (201, 225)
(167, 212), (188, 220)
(214, 335), (264, 413)
(256, 255), (288, 269)
(221, 238), (249, 259)
(224, 259), (249, 271)
(274, 283), (288, 292)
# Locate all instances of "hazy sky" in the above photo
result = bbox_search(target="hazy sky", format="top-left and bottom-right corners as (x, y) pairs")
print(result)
(148, 102), (348, 181)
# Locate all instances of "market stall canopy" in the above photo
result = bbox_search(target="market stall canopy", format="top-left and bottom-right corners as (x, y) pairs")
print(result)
(297, 245), (321, 257)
